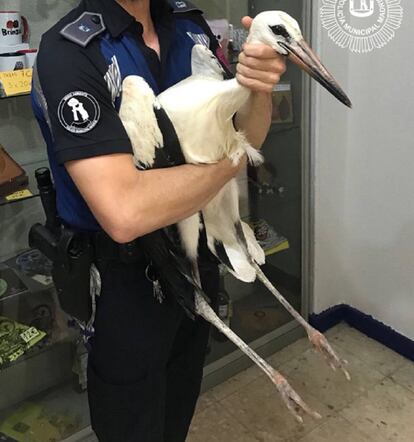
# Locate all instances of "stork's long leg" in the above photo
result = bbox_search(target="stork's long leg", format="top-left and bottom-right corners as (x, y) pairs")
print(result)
(194, 291), (321, 423)
(253, 263), (350, 380)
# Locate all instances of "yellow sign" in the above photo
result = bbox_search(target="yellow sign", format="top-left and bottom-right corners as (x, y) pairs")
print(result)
(0, 68), (32, 97)
(5, 189), (33, 201)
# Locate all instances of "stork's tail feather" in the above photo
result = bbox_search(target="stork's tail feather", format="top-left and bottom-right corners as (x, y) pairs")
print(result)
(205, 220), (265, 283)
(203, 181), (264, 282)
(240, 221), (265, 266)
(208, 234), (256, 283)
(244, 143), (264, 167)
(228, 132), (264, 167)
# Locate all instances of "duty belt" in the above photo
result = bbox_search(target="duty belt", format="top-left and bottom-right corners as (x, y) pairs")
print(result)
(92, 231), (148, 265)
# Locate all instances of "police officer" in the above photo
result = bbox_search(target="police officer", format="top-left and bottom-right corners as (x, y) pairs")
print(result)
(32, 0), (286, 440)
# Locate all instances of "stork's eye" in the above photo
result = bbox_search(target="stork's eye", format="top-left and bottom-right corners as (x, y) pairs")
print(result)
(270, 25), (290, 39)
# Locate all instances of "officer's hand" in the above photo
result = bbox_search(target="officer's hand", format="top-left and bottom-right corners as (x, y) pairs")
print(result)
(218, 155), (248, 179)
(236, 16), (287, 94)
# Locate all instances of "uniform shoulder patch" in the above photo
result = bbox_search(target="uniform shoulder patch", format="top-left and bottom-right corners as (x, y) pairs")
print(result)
(168, 0), (202, 14)
(58, 91), (101, 134)
(60, 12), (106, 48)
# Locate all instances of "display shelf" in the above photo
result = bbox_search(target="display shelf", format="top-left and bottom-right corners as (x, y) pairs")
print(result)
(1, 247), (53, 294)
(0, 246), (73, 373)
(0, 339), (76, 418)
(0, 265), (53, 306)
(0, 381), (90, 442)
(0, 327), (74, 373)
(0, 291), (74, 373)
(0, 158), (48, 207)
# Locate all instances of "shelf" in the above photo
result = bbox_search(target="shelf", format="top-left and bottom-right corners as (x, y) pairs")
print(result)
(0, 286), (73, 373)
(0, 326), (74, 372)
(0, 287), (73, 372)
(0, 380), (91, 441)
(0, 158), (49, 207)
(0, 91), (30, 99)
(0, 247), (61, 371)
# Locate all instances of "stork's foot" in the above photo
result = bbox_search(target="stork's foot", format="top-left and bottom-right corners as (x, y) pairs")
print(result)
(272, 371), (322, 423)
(307, 328), (351, 380)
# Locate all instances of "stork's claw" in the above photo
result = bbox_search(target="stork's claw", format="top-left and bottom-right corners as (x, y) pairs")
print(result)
(273, 372), (322, 423)
(308, 328), (351, 380)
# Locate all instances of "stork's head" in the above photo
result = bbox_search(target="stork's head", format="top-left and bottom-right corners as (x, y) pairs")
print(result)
(247, 11), (352, 108)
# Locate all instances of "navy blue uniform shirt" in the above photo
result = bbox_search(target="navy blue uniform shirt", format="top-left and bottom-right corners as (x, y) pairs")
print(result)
(32, 0), (229, 232)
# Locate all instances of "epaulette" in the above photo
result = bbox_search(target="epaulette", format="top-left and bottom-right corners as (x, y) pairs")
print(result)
(168, 0), (202, 14)
(60, 12), (106, 48)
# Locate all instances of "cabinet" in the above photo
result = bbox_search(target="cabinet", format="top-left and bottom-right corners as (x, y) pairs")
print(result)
(0, 2), (92, 441)
(0, 1), (312, 441)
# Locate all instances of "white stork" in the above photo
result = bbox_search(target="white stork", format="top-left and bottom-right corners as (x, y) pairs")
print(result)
(119, 11), (351, 422)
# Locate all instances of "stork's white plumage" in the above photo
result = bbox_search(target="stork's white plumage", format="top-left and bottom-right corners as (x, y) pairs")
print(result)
(119, 11), (352, 422)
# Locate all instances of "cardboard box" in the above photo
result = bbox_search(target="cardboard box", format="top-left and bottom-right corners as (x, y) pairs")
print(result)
(0, 145), (28, 197)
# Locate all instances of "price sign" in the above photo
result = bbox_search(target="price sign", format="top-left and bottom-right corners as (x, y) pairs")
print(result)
(0, 68), (32, 97)
(20, 326), (41, 344)
(5, 189), (33, 201)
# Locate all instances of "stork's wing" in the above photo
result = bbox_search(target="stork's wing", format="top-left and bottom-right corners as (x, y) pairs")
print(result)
(119, 76), (211, 318)
(120, 76), (164, 168)
(120, 75), (189, 169)
(190, 44), (226, 80)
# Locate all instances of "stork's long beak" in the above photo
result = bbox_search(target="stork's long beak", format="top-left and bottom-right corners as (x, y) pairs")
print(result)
(279, 39), (352, 108)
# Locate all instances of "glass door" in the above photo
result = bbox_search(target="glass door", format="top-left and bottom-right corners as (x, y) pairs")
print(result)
(200, 0), (311, 386)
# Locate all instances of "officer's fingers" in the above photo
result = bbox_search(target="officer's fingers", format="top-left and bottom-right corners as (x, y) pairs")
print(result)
(241, 16), (253, 30)
(236, 73), (275, 94)
(243, 43), (279, 59)
(236, 63), (280, 87)
(239, 52), (286, 76)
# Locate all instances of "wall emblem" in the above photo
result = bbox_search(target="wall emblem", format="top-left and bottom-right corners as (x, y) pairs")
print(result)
(320, 0), (403, 53)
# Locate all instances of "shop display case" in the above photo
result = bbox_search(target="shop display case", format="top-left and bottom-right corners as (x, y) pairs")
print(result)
(0, 0), (312, 440)
(0, 2), (92, 441)
(200, 0), (312, 388)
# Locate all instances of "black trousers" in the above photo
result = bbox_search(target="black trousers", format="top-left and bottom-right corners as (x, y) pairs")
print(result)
(87, 256), (219, 442)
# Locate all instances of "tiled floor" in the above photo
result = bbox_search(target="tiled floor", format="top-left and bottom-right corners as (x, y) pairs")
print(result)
(188, 322), (414, 442)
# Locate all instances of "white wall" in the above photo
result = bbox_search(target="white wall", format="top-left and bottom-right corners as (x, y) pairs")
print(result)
(312, 1), (414, 340)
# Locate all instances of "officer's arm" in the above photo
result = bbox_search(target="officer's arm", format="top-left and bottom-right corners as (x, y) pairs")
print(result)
(235, 92), (273, 149)
(202, 15), (283, 149)
(66, 153), (244, 243)
(234, 17), (287, 148)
